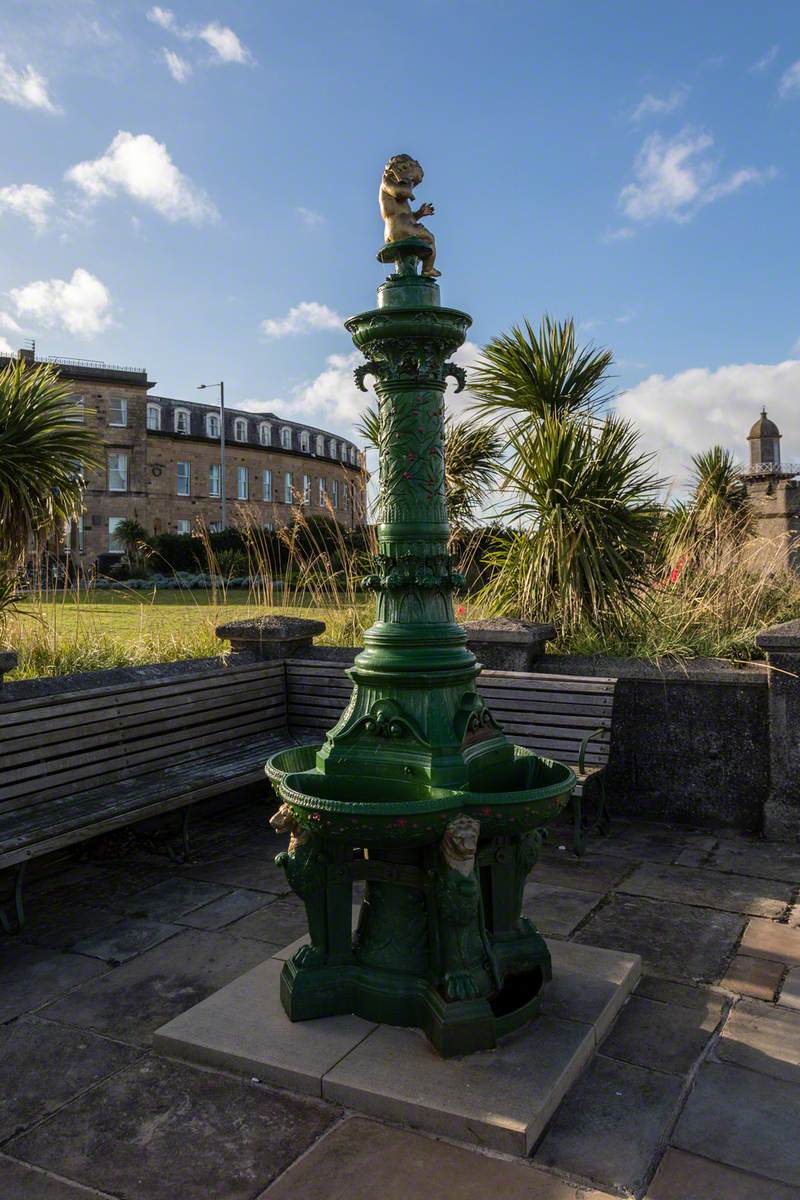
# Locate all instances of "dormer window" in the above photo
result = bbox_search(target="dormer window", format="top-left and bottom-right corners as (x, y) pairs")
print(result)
(234, 418), (248, 443)
(174, 408), (190, 435)
(206, 413), (220, 438)
(340, 442), (347, 461)
(281, 426), (292, 450)
(315, 434), (324, 455)
(329, 438), (337, 458)
(146, 403), (161, 431)
(259, 421), (272, 446)
(300, 430), (310, 453)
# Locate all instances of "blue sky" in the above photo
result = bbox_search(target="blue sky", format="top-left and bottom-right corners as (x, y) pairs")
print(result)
(1, 0), (799, 485)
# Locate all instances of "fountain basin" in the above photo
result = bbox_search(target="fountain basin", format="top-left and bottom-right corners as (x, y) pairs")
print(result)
(266, 743), (575, 845)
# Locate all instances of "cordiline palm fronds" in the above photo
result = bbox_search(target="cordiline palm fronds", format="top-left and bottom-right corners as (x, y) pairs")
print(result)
(0, 360), (102, 565)
(357, 405), (501, 531)
(469, 316), (614, 424)
(664, 446), (752, 567)
(481, 412), (663, 633)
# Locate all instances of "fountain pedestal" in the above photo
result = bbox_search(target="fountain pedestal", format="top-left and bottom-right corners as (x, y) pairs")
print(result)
(267, 233), (574, 1056)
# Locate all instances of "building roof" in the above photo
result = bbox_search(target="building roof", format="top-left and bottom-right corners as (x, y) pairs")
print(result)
(748, 408), (781, 440)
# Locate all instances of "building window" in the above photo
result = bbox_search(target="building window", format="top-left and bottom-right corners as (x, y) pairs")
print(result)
(146, 403), (161, 431)
(303, 474), (311, 504)
(234, 418), (248, 442)
(206, 413), (220, 438)
(300, 430), (310, 453)
(108, 517), (125, 551)
(65, 515), (85, 552)
(262, 468), (272, 501)
(343, 482), (349, 511)
(262, 521), (274, 532)
(284, 472), (293, 504)
(209, 464), (220, 497)
(340, 443), (348, 461)
(315, 434), (324, 455)
(259, 422), (271, 446)
(281, 426), (292, 450)
(107, 452), (128, 492)
(177, 461), (191, 496)
(70, 394), (85, 423)
(319, 477), (326, 506)
(331, 479), (339, 509)
(109, 396), (127, 427)
(209, 521), (222, 534)
(174, 408), (190, 434)
(176, 519), (191, 535)
(237, 466), (248, 500)
(328, 438), (337, 458)
(351, 446), (359, 465)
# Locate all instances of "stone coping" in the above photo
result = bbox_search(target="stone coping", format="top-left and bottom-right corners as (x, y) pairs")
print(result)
(154, 936), (640, 1156)
(756, 618), (800, 652)
(216, 615), (326, 640)
(462, 618), (556, 645)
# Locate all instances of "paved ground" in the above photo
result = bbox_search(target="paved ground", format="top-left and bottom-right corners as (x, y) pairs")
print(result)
(2, 800), (800, 1199)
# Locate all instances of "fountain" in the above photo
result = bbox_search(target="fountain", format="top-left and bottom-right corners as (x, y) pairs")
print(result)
(266, 155), (575, 1056)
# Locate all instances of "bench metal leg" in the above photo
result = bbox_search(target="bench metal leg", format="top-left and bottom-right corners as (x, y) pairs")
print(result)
(572, 795), (587, 857)
(0, 863), (26, 934)
(166, 806), (193, 864)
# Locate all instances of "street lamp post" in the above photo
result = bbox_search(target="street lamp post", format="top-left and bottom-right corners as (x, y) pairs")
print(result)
(197, 381), (226, 530)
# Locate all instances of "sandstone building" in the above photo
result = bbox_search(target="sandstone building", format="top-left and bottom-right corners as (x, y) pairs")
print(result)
(742, 409), (800, 573)
(2, 348), (366, 565)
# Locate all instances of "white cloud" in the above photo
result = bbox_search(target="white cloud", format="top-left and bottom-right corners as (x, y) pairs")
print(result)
(779, 60), (800, 97)
(261, 301), (343, 339)
(9, 268), (113, 338)
(0, 183), (54, 231)
(603, 226), (635, 243)
(0, 52), (60, 114)
(161, 48), (191, 83)
(631, 85), (689, 122)
(65, 131), (217, 224)
(147, 8), (252, 68)
(751, 45), (779, 73)
(0, 336), (12, 356)
(619, 129), (774, 224)
(147, 7), (176, 32)
(0, 311), (22, 334)
(616, 359), (800, 489)
(297, 206), (325, 227)
(198, 22), (251, 64)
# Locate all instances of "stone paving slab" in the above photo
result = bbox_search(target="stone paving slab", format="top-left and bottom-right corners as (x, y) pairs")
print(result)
(716, 997), (800, 1084)
(259, 1116), (615, 1199)
(119, 877), (231, 921)
(156, 957), (376, 1095)
(645, 1147), (800, 1200)
(0, 1016), (143, 1142)
(0, 943), (108, 1024)
(40, 928), (269, 1045)
(599, 993), (722, 1076)
(155, 937), (639, 1155)
(183, 854), (290, 894)
(5, 1056), (339, 1200)
(617, 862), (792, 918)
(177, 887), (271, 930)
(720, 953), (783, 1000)
(533, 1054), (684, 1195)
(739, 918), (800, 967)
(70, 917), (183, 964)
(17, 903), (123, 953)
(672, 1060), (800, 1188)
(534, 850), (635, 894)
(573, 894), (744, 981)
(779, 967), (800, 1010)
(227, 894), (310, 944)
(522, 882), (603, 937)
(709, 839), (800, 883)
(634, 975), (729, 1011)
(0, 1155), (113, 1200)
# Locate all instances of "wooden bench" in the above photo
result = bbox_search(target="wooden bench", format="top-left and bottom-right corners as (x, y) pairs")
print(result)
(0, 659), (297, 932)
(286, 658), (617, 855)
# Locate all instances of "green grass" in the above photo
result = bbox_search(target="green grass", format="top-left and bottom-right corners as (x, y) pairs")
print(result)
(7, 587), (373, 680)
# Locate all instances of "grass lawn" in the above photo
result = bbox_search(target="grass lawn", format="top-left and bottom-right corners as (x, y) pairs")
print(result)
(8, 587), (370, 679)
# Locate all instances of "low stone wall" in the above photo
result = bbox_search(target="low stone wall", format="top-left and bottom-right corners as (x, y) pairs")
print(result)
(529, 655), (770, 831)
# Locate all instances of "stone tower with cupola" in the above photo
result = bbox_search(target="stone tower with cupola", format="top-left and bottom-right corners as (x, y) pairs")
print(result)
(742, 409), (800, 574)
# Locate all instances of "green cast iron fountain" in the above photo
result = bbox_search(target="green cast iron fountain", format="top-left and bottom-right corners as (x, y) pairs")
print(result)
(266, 155), (575, 1056)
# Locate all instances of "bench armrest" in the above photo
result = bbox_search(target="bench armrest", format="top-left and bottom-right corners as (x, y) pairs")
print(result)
(578, 728), (604, 774)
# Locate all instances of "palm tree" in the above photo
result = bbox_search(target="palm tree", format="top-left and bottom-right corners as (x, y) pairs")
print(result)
(469, 316), (614, 426)
(113, 519), (151, 576)
(0, 360), (101, 566)
(663, 446), (752, 569)
(689, 447), (750, 528)
(481, 412), (663, 633)
(356, 406), (501, 531)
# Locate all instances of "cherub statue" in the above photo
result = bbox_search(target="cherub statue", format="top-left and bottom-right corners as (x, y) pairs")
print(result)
(379, 154), (440, 277)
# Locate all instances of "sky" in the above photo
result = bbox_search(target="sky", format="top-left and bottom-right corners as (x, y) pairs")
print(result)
(1, 0), (799, 493)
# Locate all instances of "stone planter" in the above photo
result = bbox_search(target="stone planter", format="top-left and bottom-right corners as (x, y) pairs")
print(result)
(463, 618), (556, 672)
(216, 615), (325, 661)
